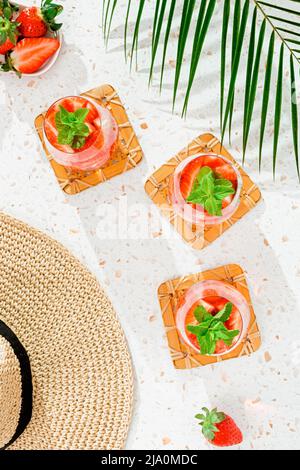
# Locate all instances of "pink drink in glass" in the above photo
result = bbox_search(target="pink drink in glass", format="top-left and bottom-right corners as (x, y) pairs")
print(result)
(43, 96), (118, 172)
(169, 154), (242, 225)
(176, 280), (250, 356)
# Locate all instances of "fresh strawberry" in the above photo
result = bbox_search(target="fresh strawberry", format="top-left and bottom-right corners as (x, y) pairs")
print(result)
(0, 16), (18, 54)
(17, 0), (63, 38)
(1, 37), (60, 76)
(196, 408), (243, 447)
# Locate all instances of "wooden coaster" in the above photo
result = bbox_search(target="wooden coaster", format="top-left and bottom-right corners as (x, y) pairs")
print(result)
(158, 264), (261, 369)
(35, 84), (143, 195)
(145, 134), (262, 250)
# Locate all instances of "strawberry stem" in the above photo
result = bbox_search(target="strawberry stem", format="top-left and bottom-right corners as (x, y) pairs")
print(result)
(41, 0), (63, 32)
(196, 408), (226, 441)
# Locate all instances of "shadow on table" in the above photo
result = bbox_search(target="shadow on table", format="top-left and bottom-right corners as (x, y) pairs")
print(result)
(67, 157), (184, 448)
(178, 211), (300, 451)
(0, 42), (87, 149)
(66, 161), (299, 450)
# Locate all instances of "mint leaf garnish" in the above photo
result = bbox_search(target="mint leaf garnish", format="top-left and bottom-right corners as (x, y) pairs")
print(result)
(187, 302), (240, 355)
(186, 166), (235, 216)
(55, 106), (90, 149)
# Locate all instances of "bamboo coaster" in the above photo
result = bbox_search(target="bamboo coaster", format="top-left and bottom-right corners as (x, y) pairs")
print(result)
(35, 84), (143, 195)
(145, 134), (262, 250)
(158, 264), (261, 370)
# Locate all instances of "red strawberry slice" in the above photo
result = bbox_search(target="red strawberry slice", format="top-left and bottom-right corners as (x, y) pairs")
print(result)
(59, 98), (75, 113)
(180, 157), (204, 199)
(222, 194), (234, 209)
(225, 305), (242, 332)
(201, 155), (223, 170)
(85, 101), (99, 123)
(215, 163), (237, 187)
(2, 38), (60, 76)
(215, 305), (242, 354)
(205, 296), (228, 312)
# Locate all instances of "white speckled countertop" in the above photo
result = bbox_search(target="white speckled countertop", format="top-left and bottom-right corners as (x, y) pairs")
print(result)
(1, 0), (300, 450)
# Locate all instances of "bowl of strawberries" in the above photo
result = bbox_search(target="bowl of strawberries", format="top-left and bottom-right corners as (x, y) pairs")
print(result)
(0, 0), (63, 77)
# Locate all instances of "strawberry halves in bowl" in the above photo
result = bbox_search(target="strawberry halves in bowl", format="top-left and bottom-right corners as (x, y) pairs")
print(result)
(169, 154), (242, 226)
(43, 96), (119, 172)
(0, 2), (63, 77)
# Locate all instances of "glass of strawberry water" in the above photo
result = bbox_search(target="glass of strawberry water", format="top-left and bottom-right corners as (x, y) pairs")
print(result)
(43, 96), (118, 172)
(176, 280), (251, 356)
(169, 154), (242, 225)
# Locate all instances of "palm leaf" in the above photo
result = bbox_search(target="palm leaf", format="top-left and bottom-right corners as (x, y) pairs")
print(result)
(173, 0), (197, 109)
(160, 0), (176, 91)
(220, 0), (230, 130)
(124, 0), (132, 61)
(228, 0), (241, 143)
(221, 0), (250, 142)
(182, 0), (217, 116)
(259, 31), (275, 170)
(105, 0), (118, 46)
(149, 0), (168, 85)
(242, 7), (257, 158)
(273, 43), (284, 177)
(104, 0), (300, 179)
(290, 54), (299, 178)
(130, 0), (146, 70)
(243, 18), (266, 160)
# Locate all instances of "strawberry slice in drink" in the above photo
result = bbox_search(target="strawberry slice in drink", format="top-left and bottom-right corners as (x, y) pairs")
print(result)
(180, 157), (204, 200)
(44, 104), (75, 154)
(215, 163), (238, 189)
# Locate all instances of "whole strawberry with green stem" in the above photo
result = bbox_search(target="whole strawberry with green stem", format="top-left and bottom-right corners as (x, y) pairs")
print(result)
(0, 15), (19, 55)
(17, 0), (63, 38)
(196, 408), (243, 447)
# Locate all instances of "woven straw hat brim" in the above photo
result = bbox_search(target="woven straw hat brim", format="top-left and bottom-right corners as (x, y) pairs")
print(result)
(0, 212), (133, 450)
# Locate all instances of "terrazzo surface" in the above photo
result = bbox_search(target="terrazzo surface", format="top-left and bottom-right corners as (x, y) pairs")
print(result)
(0, 0), (299, 450)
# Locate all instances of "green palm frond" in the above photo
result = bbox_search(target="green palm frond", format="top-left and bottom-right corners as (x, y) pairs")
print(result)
(103, 0), (300, 178)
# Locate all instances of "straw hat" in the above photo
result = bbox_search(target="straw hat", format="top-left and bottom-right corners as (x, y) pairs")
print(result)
(0, 212), (133, 450)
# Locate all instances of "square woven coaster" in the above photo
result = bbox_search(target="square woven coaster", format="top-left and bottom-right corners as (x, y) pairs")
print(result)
(145, 133), (262, 250)
(35, 84), (143, 195)
(158, 264), (261, 370)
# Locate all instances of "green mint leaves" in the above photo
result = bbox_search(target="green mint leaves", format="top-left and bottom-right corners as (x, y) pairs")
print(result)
(55, 106), (90, 150)
(195, 407), (226, 441)
(187, 302), (240, 355)
(186, 166), (235, 216)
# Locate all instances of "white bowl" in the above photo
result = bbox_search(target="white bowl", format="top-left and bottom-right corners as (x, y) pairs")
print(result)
(0, 2), (63, 77)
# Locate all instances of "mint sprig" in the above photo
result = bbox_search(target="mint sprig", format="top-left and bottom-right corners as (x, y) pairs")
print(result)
(186, 166), (235, 216)
(187, 302), (240, 355)
(55, 106), (90, 150)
